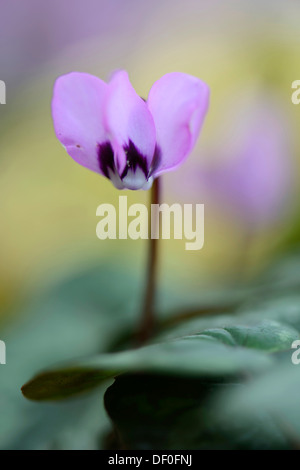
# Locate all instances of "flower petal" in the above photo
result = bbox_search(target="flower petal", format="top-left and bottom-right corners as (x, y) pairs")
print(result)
(52, 72), (109, 174)
(106, 70), (156, 175)
(147, 72), (209, 175)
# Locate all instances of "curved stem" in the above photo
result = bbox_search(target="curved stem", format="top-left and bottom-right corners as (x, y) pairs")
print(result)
(137, 177), (160, 344)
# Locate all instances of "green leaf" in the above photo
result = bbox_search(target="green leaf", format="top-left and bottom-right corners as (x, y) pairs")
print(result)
(21, 320), (298, 401)
(212, 353), (300, 449)
(0, 264), (144, 449)
(104, 373), (285, 450)
(104, 373), (242, 450)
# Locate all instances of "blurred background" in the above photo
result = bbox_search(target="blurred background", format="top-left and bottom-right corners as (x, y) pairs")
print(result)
(1, 0), (300, 449)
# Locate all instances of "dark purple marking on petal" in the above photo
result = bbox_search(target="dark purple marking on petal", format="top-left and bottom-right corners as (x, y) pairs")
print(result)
(98, 141), (115, 178)
(149, 145), (161, 177)
(121, 140), (149, 179)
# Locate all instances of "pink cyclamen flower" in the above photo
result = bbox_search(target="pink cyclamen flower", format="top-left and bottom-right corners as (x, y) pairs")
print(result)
(52, 70), (209, 190)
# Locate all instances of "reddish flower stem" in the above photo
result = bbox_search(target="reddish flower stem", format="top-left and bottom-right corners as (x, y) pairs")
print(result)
(137, 177), (160, 344)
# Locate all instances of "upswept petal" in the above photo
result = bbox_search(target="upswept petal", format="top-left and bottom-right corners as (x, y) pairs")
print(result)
(52, 72), (109, 174)
(105, 70), (156, 175)
(147, 72), (209, 175)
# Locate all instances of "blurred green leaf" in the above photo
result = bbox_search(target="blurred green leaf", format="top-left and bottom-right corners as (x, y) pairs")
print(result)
(104, 373), (240, 450)
(104, 373), (286, 450)
(0, 260), (250, 449)
(0, 264), (144, 449)
(213, 353), (300, 448)
(22, 320), (297, 401)
(7, 253), (300, 449)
